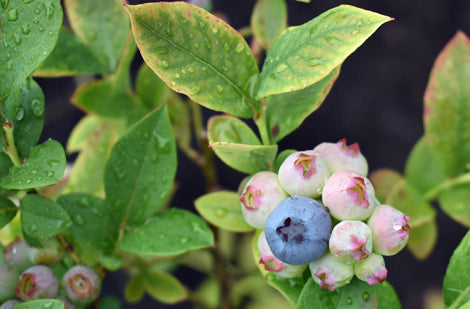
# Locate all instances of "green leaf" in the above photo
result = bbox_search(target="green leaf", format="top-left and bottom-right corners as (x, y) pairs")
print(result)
(1, 139), (66, 190)
(443, 230), (470, 307)
(266, 67), (340, 142)
(167, 94), (192, 154)
(144, 270), (188, 304)
(98, 296), (121, 309)
(369, 168), (403, 203)
(118, 208), (214, 256)
(438, 184), (470, 227)
(265, 272), (305, 305)
(65, 118), (118, 195)
(296, 277), (400, 309)
(195, 191), (254, 232)
(104, 105), (176, 226)
(0, 196), (17, 229)
(406, 219), (437, 260)
(136, 63), (170, 111)
(423, 31), (470, 176)
(405, 137), (447, 194)
(64, 0), (129, 72)
(251, 0), (287, 50)
(34, 27), (106, 77)
(0, 0), (62, 122)
(125, 275), (146, 303)
(14, 78), (45, 159)
(257, 5), (391, 99)
(57, 193), (118, 254)
(125, 2), (260, 118)
(208, 115), (277, 174)
(273, 149), (296, 174)
(15, 299), (64, 309)
(20, 194), (71, 238)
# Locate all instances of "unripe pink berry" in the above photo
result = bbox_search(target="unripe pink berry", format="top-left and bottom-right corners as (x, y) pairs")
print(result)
(257, 232), (306, 278)
(4, 238), (34, 270)
(322, 170), (377, 221)
(329, 221), (373, 263)
(0, 266), (20, 301)
(309, 252), (354, 291)
(354, 253), (388, 285)
(313, 139), (368, 176)
(63, 265), (101, 303)
(16, 265), (59, 300)
(368, 205), (410, 255)
(278, 151), (330, 198)
(240, 171), (289, 229)
(0, 300), (22, 309)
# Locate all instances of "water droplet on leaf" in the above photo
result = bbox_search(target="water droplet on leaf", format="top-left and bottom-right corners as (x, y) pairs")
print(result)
(190, 85), (201, 94)
(174, 73), (181, 78)
(216, 85), (224, 93)
(187, 67), (195, 74)
(235, 43), (244, 53)
(13, 34), (22, 46)
(180, 237), (188, 244)
(161, 60), (169, 68)
(165, 27), (174, 37)
(224, 42), (230, 51)
(73, 214), (84, 225)
(308, 58), (323, 67)
(21, 24), (31, 35)
(30, 98), (44, 117)
(7, 9), (18, 21)
(193, 42), (200, 49)
(362, 292), (370, 301)
(345, 297), (353, 305)
(215, 208), (227, 217)
(276, 63), (289, 73)
(15, 107), (24, 121)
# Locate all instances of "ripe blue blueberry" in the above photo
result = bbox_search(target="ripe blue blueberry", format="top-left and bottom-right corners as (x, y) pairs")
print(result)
(264, 196), (332, 265)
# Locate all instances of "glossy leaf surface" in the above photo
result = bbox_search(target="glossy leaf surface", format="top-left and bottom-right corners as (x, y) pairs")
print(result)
(0, 196), (17, 229)
(257, 5), (391, 98)
(125, 2), (260, 118)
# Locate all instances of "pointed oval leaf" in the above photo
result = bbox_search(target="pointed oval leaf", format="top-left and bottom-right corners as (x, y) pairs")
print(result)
(104, 105), (176, 226)
(34, 27), (106, 77)
(0, 196), (17, 229)
(67, 115), (104, 153)
(0, 0), (62, 122)
(15, 300), (64, 309)
(251, 0), (287, 50)
(369, 168), (403, 203)
(424, 31), (470, 176)
(118, 208), (214, 256)
(296, 277), (400, 309)
(64, 0), (129, 72)
(57, 193), (119, 253)
(136, 63), (170, 111)
(195, 191), (254, 232)
(438, 184), (470, 227)
(208, 115), (277, 174)
(125, 2), (260, 118)
(257, 5), (391, 99)
(1, 139), (66, 190)
(144, 270), (188, 304)
(443, 230), (470, 307)
(406, 219), (437, 260)
(266, 67), (340, 142)
(125, 275), (146, 303)
(14, 78), (45, 159)
(20, 194), (71, 238)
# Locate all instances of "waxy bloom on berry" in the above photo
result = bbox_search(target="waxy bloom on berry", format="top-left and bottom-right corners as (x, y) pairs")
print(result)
(329, 220), (373, 263)
(240, 171), (289, 229)
(354, 253), (388, 285)
(257, 232), (306, 278)
(368, 205), (410, 255)
(63, 265), (101, 303)
(309, 252), (354, 291)
(322, 170), (377, 221)
(314, 139), (368, 176)
(278, 150), (330, 198)
(16, 265), (58, 300)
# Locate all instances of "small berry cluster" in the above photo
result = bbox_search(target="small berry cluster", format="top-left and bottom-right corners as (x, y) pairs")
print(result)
(0, 238), (101, 308)
(240, 139), (410, 291)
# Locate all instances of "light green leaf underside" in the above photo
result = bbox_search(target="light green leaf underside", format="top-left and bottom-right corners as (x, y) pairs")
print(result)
(125, 2), (260, 118)
(257, 4), (391, 99)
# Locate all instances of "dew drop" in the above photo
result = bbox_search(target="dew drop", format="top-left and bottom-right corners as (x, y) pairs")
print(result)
(362, 292), (370, 301)
(32, 18), (39, 24)
(47, 30), (53, 36)
(13, 34), (22, 46)
(29, 224), (38, 233)
(189, 33), (194, 39)
(235, 42), (244, 53)
(201, 67), (207, 72)
(211, 27), (218, 34)
(165, 27), (174, 37)
(276, 63), (289, 73)
(223, 42), (230, 51)
(38, 176), (43, 181)
(157, 47), (169, 55)
(216, 85), (224, 93)
(73, 214), (85, 226)
(345, 297), (353, 305)
(42, 300), (53, 309)
(21, 24), (31, 35)
(15, 107), (24, 121)
(174, 73), (181, 79)
(47, 171), (54, 177)
(25, 179), (32, 184)
(161, 60), (169, 68)
(187, 67), (195, 74)
(193, 42), (200, 49)
(38, 26), (44, 32)
(180, 237), (188, 244)
(7, 9), (18, 21)
(159, 234), (165, 239)
(215, 208), (227, 217)
(190, 85), (201, 94)
(351, 30), (359, 36)
(326, 35), (341, 45)
(43, 2), (55, 19)
(308, 58), (323, 67)
(356, 18), (364, 27)
(3, 40), (10, 48)
(30, 98), (44, 117)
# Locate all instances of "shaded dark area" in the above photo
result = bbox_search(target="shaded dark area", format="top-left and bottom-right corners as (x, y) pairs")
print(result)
(36, 0), (470, 308)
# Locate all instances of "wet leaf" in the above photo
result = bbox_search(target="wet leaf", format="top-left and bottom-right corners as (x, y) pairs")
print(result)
(15, 299), (64, 309)
(0, 196), (17, 229)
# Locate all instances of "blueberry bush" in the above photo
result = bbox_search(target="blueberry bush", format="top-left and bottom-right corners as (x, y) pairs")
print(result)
(0, 0), (469, 308)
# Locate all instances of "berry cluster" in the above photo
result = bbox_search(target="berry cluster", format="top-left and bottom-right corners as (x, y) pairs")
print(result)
(0, 238), (101, 308)
(240, 139), (410, 291)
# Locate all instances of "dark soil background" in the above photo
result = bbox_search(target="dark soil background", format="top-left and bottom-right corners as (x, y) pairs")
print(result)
(37, 0), (470, 308)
